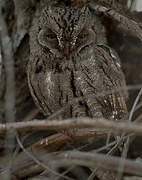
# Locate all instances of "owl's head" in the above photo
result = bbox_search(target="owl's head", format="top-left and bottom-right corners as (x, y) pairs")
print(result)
(37, 5), (96, 57)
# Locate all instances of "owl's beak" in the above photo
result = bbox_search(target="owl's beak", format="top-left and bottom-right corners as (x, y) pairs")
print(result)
(63, 43), (72, 56)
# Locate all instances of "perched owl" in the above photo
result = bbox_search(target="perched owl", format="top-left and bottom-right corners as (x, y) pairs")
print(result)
(27, 1), (128, 121)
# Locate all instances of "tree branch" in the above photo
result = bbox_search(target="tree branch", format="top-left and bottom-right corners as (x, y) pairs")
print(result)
(0, 118), (142, 135)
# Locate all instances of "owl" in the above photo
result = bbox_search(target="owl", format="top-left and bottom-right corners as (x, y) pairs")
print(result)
(27, 1), (128, 121)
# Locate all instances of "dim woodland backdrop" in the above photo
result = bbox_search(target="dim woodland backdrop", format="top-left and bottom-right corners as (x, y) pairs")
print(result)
(0, 0), (142, 179)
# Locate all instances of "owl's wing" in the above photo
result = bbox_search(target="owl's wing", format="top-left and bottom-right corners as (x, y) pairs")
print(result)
(27, 56), (57, 116)
(27, 56), (74, 117)
(76, 45), (128, 120)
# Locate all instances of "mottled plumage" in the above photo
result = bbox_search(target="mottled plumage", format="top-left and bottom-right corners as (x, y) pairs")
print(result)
(27, 2), (128, 121)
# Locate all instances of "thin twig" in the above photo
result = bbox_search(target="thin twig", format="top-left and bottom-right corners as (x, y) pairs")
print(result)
(129, 88), (142, 122)
(54, 151), (142, 177)
(4, 143), (142, 178)
(117, 88), (142, 180)
(15, 132), (74, 180)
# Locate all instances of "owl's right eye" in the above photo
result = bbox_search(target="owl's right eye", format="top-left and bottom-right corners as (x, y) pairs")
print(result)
(46, 33), (57, 40)
(78, 33), (87, 40)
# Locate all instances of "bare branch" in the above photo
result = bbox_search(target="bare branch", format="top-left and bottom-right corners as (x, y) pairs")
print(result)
(15, 133), (73, 180)
(0, 118), (142, 136)
(89, 2), (142, 42)
(55, 151), (142, 177)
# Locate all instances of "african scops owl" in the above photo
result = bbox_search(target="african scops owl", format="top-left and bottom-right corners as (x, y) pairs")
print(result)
(27, 1), (128, 121)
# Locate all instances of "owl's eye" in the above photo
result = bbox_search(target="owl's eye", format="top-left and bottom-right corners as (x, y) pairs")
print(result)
(46, 33), (57, 40)
(78, 33), (87, 40)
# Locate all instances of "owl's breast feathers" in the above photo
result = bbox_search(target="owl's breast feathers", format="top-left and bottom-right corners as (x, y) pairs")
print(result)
(28, 45), (127, 120)
(44, 45), (127, 120)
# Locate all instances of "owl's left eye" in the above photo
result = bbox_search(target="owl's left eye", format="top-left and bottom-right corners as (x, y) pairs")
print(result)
(78, 33), (87, 40)
(46, 33), (57, 40)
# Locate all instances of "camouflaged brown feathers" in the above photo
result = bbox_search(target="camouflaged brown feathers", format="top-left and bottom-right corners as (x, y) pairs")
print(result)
(27, 0), (128, 121)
